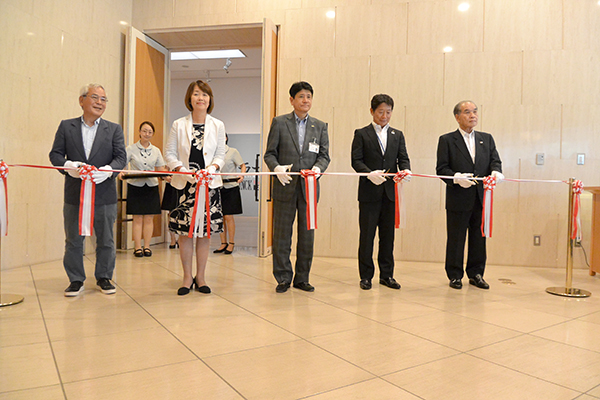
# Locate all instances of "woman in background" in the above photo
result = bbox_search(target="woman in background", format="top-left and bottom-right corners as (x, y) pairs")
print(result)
(214, 134), (246, 255)
(165, 80), (226, 296)
(120, 121), (168, 257)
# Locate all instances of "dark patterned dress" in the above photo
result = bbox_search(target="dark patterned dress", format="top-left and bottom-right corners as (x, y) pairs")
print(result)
(168, 123), (223, 236)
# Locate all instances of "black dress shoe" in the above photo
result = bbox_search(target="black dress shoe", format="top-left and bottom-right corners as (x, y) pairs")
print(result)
(469, 274), (489, 289)
(177, 279), (195, 296)
(449, 279), (462, 289)
(360, 279), (372, 290)
(379, 277), (401, 289)
(293, 282), (315, 292)
(276, 282), (290, 293)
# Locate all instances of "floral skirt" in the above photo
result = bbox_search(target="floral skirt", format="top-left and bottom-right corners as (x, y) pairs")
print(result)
(168, 182), (223, 236)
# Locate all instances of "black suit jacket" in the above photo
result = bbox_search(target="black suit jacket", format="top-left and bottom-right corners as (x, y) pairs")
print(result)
(351, 124), (410, 202)
(264, 112), (330, 202)
(49, 117), (127, 206)
(436, 129), (502, 212)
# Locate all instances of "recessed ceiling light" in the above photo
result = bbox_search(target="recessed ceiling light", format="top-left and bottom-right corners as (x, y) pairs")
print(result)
(119, 21), (128, 26)
(326, 10), (336, 18)
(443, 46), (453, 53)
(171, 49), (246, 61)
(458, 3), (470, 12)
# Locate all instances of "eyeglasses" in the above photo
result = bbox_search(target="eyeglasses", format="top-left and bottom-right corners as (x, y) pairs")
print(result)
(84, 94), (108, 103)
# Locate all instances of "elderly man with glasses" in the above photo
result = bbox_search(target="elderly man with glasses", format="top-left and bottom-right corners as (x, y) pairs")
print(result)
(49, 83), (126, 297)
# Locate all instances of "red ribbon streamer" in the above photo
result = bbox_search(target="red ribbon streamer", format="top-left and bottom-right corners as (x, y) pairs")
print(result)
(301, 169), (318, 230)
(78, 164), (97, 236)
(189, 169), (213, 238)
(393, 171), (409, 229)
(0, 161), (9, 236)
(481, 176), (496, 238)
(571, 180), (584, 240)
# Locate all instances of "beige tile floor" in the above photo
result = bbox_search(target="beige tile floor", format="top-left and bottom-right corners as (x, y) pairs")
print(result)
(1, 245), (600, 399)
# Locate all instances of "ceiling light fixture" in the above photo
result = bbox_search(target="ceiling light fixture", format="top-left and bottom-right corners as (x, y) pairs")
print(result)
(443, 46), (453, 53)
(170, 49), (246, 61)
(458, 3), (470, 12)
(326, 10), (336, 18)
(223, 58), (232, 74)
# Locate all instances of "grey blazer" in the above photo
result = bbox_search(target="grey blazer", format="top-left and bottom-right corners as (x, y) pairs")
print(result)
(264, 112), (330, 202)
(49, 117), (127, 206)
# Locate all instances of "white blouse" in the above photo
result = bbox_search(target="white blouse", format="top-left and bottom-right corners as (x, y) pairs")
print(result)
(125, 141), (166, 187)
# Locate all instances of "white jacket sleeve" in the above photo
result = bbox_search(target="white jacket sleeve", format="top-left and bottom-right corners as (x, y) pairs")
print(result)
(165, 120), (182, 171)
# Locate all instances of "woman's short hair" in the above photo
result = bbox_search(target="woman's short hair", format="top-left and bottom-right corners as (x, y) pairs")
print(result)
(184, 80), (214, 113)
(139, 121), (155, 133)
(370, 94), (394, 111)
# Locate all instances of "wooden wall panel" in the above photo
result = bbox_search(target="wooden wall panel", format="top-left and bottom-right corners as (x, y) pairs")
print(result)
(301, 57), (370, 109)
(484, 0), (562, 52)
(335, 4), (408, 58)
(370, 54), (444, 107)
(444, 52), (523, 106)
(407, 0), (484, 54)
(131, 0), (600, 268)
(281, 8), (336, 59)
(564, 0), (600, 50)
(523, 51), (600, 106)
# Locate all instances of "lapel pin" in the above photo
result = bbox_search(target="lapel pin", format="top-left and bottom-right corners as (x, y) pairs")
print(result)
(479, 141), (483, 144)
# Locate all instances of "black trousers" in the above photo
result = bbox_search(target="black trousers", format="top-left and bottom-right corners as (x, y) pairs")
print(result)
(358, 196), (395, 281)
(444, 197), (486, 280)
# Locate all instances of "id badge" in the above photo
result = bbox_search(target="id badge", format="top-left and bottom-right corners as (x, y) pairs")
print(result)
(308, 141), (319, 153)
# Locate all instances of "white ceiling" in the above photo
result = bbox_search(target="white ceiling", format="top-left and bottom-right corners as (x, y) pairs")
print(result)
(144, 25), (263, 81)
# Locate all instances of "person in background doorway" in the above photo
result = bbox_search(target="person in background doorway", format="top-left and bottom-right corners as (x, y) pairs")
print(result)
(165, 80), (226, 296)
(119, 121), (168, 258)
(214, 134), (246, 255)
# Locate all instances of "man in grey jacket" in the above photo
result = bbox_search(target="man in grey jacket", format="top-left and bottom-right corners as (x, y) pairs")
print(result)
(49, 84), (126, 296)
(264, 81), (330, 293)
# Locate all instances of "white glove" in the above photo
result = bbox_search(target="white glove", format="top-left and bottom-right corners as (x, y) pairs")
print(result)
(491, 171), (504, 182)
(92, 165), (112, 184)
(64, 161), (82, 178)
(274, 164), (292, 186)
(206, 165), (217, 175)
(454, 172), (476, 188)
(179, 167), (197, 184)
(311, 166), (321, 175)
(367, 170), (386, 186)
(402, 169), (412, 182)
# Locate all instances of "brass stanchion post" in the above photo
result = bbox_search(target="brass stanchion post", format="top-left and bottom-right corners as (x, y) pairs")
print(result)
(0, 237), (25, 306)
(546, 178), (592, 298)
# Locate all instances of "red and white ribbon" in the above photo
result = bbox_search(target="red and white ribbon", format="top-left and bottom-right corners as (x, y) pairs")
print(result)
(78, 164), (97, 236)
(481, 176), (496, 238)
(189, 169), (212, 238)
(301, 169), (318, 230)
(393, 171), (409, 229)
(571, 180), (584, 240)
(0, 161), (9, 236)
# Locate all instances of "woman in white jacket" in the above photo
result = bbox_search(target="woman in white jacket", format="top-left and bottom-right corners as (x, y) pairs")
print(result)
(165, 80), (226, 295)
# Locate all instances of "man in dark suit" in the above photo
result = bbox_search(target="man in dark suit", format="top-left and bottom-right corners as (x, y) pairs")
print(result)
(436, 100), (503, 290)
(351, 94), (411, 290)
(264, 81), (330, 293)
(49, 84), (126, 296)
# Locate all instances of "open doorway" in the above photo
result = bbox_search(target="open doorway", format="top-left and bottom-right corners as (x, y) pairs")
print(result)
(136, 23), (277, 255)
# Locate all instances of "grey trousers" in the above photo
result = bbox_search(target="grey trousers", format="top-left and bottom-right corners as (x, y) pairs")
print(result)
(272, 183), (314, 285)
(63, 203), (117, 283)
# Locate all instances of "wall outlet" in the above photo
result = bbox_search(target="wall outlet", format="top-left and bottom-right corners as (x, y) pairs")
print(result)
(536, 153), (545, 165)
(577, 153), (585, 165)
(533, 235), (541, 246)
